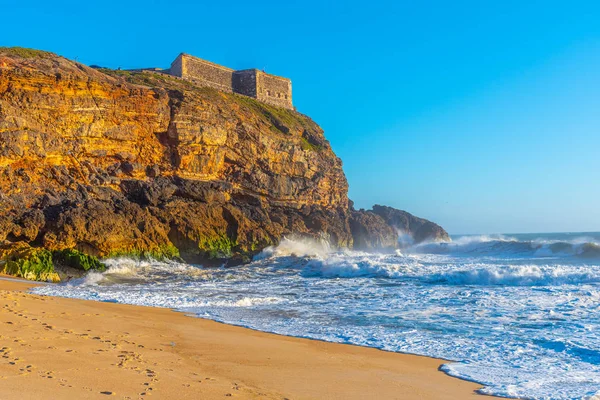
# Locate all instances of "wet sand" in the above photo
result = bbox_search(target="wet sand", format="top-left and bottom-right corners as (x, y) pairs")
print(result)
(0, 277), (498, 399)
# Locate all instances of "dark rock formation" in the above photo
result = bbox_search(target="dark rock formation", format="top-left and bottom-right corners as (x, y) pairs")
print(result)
(349, 211), (397, 251)
(371, 205), (450, 244)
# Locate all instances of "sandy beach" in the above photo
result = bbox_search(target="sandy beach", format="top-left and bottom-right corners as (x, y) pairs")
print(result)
(0, 276), (496, 399)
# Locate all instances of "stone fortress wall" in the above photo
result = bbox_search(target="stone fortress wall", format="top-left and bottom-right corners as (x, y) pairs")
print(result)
(171, 54), (234, 93)
(256, 71), (293, 109)
(168, 54), (293, 110)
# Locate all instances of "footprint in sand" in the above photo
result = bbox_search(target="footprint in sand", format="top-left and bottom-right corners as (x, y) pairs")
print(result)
(18, 364), (33, 374)
(38, 370), (54, 379)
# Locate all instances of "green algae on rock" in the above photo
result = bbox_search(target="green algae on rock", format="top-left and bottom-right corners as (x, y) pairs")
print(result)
(52, 249), (106, 272)
(0, 244), (59, 282)
(105, 244), (181, 261)
(0, 243), (107, 282)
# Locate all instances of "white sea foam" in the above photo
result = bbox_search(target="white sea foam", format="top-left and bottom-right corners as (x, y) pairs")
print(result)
(32, 233), (600, 399)
(255, 236), (333, 259)
(427, 264), (600, 286)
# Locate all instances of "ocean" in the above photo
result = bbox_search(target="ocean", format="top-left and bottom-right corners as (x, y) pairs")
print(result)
(32, 232), (600, 399)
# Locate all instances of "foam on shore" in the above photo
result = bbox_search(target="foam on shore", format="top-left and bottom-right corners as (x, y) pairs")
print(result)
(32, 233), (600, 399)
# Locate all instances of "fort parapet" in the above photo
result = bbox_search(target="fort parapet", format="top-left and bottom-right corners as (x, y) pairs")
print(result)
(168, 53), (293, 110)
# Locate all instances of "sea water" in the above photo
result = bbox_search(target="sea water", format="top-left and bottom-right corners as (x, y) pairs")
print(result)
(32, 233), (600, 399)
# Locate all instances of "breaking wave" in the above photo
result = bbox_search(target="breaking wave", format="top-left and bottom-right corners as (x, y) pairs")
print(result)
(412, 234), (600, 259)
(252, 237), (600, 287)
(73, 257), (207, 287)
(427, 264), (600, 286)
(255, 236), (333, 259)
(294, 255), (600, 286)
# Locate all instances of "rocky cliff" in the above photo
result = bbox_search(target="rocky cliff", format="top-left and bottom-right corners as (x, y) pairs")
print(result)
(371, 205), (450, 244)
(0, 47), (449, 280)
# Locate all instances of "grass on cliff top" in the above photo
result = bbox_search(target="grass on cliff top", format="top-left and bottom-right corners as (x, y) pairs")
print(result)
(232, 94), (312, 134)
(100, 69), (198, 90)
(0, 47), (54, 59)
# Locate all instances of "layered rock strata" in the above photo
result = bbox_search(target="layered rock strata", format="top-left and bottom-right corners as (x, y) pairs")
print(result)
(0, 48), (449, 280)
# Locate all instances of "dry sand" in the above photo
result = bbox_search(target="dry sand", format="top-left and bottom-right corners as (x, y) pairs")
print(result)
(0, 277), (498, 399)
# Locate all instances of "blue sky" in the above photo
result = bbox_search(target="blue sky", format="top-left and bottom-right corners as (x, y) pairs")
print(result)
(2, 0), (599, 234)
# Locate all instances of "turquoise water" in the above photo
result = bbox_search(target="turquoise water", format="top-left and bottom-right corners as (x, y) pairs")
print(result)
(34, 232), (600, 399)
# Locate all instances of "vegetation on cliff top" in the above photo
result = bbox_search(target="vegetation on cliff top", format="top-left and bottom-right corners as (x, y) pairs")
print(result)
(100, 69), (198, 90)
(0, 47), (55, 59)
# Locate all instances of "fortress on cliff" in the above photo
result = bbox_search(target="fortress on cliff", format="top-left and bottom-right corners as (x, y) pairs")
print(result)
(157, 53), (293, 110)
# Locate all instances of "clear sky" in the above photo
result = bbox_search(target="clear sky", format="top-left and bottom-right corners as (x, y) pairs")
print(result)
(2, 0), (599, 234)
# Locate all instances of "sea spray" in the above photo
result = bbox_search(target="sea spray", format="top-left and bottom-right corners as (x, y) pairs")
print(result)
(255, 236), (334, 259)
(411, 233), (600, 259)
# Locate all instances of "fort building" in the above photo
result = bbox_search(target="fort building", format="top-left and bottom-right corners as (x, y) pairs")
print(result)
(167, 53), (293, 110)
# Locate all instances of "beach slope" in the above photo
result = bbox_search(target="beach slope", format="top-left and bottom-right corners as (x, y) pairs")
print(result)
(0, 278), (494, 399)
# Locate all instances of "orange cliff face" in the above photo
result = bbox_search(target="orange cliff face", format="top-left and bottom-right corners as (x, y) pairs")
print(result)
(0, 51), (349, 209)
(0, 55), (170, 175)
(0, 48), (354, 265)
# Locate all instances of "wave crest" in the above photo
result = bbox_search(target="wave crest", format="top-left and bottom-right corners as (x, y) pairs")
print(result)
(427, 264), (600, 286)
(75, 257), (205, 286)
(413, 235), (600, 259)
(302, 255), (409, 279)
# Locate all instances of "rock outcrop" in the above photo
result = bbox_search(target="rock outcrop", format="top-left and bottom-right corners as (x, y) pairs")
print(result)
(349, 210), (398, 251)
(371, 205), (450, 244)
(0, 47), (449, 280)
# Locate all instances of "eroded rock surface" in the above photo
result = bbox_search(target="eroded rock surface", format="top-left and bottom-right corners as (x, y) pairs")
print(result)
(0, 48), (449, 279)
(0, 48), (351, 266)
(371, 205), (450, 244)
(349, 211), (398, 252)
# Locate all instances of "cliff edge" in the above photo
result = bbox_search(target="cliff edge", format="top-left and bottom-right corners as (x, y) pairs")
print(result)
(0, 48), (448, 280)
